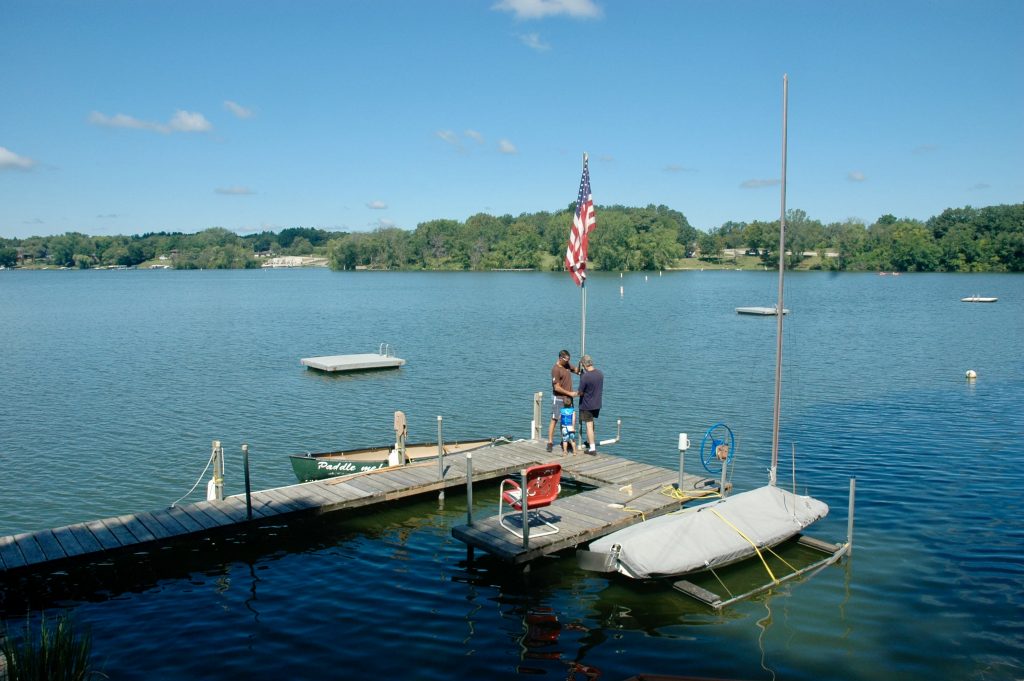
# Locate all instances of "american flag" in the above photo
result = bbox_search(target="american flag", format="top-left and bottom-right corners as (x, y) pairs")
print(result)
(565, 155), (595, 286)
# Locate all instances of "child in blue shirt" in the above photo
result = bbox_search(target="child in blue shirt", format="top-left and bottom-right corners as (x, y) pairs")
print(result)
(559, 397), (576, 454)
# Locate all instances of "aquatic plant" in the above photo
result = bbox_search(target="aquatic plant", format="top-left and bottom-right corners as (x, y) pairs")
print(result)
(1, 614), (104, 681)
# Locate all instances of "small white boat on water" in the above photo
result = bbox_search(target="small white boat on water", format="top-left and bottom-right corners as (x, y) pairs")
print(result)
(961, 295), (998, 303)
(736, 305), (789, 315)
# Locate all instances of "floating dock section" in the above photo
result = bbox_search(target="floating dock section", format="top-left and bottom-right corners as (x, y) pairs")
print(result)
(300, 353), (405, 372)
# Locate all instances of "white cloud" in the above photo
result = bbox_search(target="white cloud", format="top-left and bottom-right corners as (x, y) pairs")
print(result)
(740, 178), (780, 189)
(375, 218), (396, 229)
(436, 130), (460, 146)
(224, 100), (253, 119)
(519, 32), (551, 51)
(215, 186), (255, 195)
(465, 129), (484, 144)
(664, 164), (697, 173)
(912, 144), (938, 155)
(493, 0), (602, 20)
(498, 139), (518, 154)
(89, 109), (212, 134)
(847, 170), (866, 182)
(169, 110), (212, 132)
(89, 111), (159, 131)
(969, 182), (991, 191)
(367, 200), (388, 209)
(0, 146), (36, 170)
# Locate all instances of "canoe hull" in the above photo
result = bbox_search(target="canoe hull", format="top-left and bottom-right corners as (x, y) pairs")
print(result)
(289, 439), (499, 482)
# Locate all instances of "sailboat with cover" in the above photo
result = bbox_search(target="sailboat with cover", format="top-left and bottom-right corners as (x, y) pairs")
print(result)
(577, 76), (853, 607)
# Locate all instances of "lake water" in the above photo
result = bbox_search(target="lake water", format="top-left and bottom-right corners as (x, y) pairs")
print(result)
(1, 268), (1021, 680)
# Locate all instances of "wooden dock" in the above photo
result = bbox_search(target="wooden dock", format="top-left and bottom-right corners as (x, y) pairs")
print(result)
(0, 440), (717, 576)
(300, 353), (405, 372)
(452, 445), (719, 564)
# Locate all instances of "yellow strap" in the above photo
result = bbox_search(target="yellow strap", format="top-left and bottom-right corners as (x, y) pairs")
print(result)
(708, 508), (778, 583)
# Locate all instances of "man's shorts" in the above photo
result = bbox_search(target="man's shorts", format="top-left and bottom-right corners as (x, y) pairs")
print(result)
(551, 395), (572, 419)
(579, 409), (600, 422)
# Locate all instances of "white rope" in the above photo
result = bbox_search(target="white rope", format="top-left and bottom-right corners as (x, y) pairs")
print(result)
(170, 448), (217, 508)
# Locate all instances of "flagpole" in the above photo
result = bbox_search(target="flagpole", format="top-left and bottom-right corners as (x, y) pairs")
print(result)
(580, 152), (588, 359)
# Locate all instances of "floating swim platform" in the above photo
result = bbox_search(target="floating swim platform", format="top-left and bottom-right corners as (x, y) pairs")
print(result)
(735, 306), (789, 315)
(301, 353), (405, 372)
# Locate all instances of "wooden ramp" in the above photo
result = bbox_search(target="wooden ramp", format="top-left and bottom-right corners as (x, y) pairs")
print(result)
(452, 448), (720, 565)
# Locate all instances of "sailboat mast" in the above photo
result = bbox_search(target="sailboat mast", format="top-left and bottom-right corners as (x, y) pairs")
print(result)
(769, 74), (788, 487)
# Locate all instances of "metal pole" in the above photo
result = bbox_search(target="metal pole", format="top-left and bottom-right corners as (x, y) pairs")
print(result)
(465, 453), (474, 526)
(770, 73), (789, 487)
(847, 477), (856, 556)
(242, 443), (252, 520)
(437, 415), (445, 502)
(520, 469), (530, 549)
(580, 151), (588, 358)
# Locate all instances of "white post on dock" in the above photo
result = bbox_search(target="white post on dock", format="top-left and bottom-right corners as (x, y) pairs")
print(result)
(206, 440), (224, 501)
(677, 433), (689, 492)
(520, 469), (530, 549)
(532, 391), (543, 440)
(394, 411), (407, 465)
(437, 415), (445, 502)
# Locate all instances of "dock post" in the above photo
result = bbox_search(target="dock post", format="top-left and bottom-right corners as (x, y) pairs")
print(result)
(678, 433), (689, 492)
(206, 440), (224, 501)
(532, 391), (543, 440)
(242, 443), (252, 520)
(465, 453), (474, 526)
(437, 415), (445, 503)
(847, 477), (856, 556)
(720, 455), (729, 499)
(520, 469), (530, 548)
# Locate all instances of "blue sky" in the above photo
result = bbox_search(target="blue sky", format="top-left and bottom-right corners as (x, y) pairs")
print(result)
(2, 0), (1021, 239)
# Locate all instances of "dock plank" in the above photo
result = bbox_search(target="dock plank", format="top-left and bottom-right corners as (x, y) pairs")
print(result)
(66, 523), (105, 554)
(51, 526), (87, 557)
(0, 536), (26, 570)
(12, 533), (47, 566)
(84, 520), (122, 551)
(32, 530), (69, 561)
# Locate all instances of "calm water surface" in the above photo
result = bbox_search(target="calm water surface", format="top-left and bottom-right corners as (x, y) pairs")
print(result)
(1, 268), (1022, 680)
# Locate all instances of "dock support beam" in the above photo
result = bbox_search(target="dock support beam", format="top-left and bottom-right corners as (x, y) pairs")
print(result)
(206, 440), (224, 501)
(520, 469), (530, 548)
(465, 453), (474, 526)
(532, 391), (543, 440)
(678, 433), (689, 492)
(437, 416), (445, 503)
(847, 477), (856, 556)
(242, 443), (252, 520)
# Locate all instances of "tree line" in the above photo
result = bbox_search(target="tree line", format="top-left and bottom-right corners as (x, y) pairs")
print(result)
(2, 202), (1021, 272)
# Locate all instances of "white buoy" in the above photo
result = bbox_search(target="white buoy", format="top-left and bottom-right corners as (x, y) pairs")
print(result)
(619, 285), (624, 297)
(965, 369), (977, 380)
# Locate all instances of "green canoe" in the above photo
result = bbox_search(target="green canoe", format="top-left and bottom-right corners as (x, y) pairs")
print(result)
(289, 438), (502, 483)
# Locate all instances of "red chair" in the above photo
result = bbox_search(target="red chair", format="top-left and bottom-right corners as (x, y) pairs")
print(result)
(499, 463), (562, 538)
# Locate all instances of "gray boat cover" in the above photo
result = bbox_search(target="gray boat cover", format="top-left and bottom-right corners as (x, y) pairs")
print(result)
(587, 485), (829, 579)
